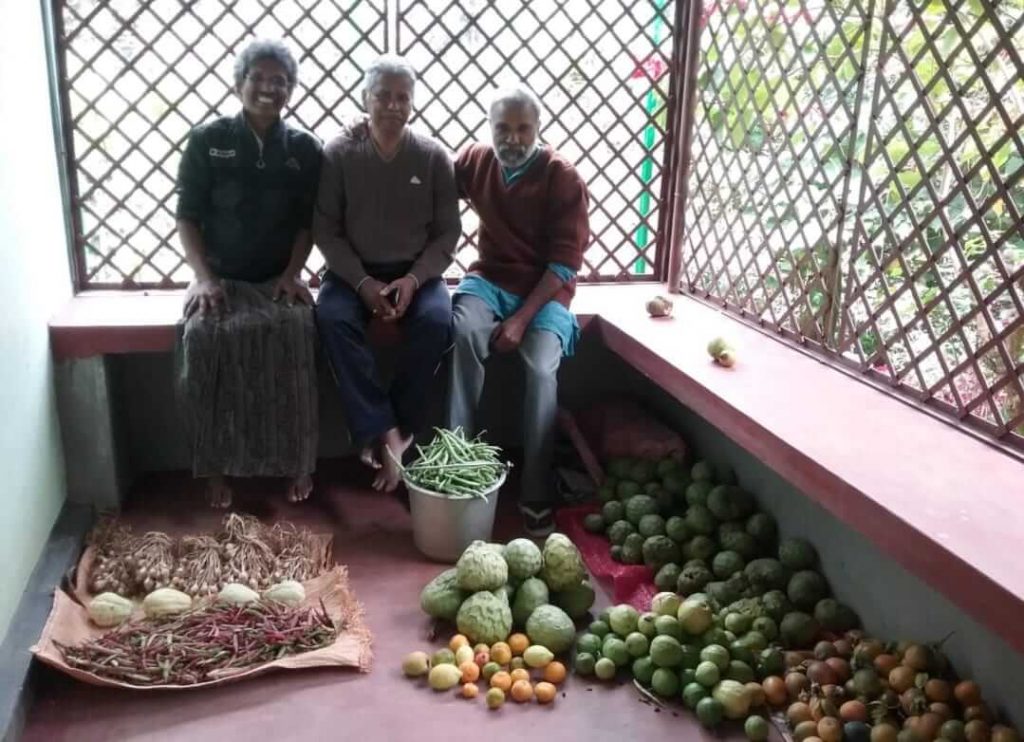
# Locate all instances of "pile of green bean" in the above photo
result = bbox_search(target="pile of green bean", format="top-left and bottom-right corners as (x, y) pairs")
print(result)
(402, 427), (507, 498)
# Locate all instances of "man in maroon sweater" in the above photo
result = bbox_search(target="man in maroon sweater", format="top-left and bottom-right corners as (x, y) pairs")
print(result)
(447, 85), (590, 536)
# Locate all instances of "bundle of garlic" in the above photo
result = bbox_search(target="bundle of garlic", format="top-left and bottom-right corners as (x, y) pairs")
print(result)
(172, 535), (223, 598)
(125, 531), (175, 593)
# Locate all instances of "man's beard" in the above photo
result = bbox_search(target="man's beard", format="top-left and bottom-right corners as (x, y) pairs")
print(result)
(496, 142), (536, 168)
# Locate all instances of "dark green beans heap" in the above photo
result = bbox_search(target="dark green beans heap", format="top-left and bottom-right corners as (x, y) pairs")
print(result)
(402, 427), (507, 498)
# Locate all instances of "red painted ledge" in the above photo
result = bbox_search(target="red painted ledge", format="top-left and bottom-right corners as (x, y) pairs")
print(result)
(48, 284), (1024, 655)
(586, 284), (1024, 657)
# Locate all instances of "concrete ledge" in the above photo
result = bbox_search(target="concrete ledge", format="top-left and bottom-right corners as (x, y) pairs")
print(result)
(0, 503), (92, 742)
(47, 283), (1024, 657)
(584, 284), (1024, 657)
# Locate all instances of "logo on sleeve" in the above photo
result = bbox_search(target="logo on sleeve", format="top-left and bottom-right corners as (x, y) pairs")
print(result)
(209, 148), (236, 159)
(285, 157), (301, 170)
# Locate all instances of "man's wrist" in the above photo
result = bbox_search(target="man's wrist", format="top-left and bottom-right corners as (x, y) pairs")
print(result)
(405, 273), (420, 290)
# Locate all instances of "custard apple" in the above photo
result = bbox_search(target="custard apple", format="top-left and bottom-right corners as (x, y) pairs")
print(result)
(503, 538), (543, 580)
(456, 541), (508, 592)
(512, 577), (549, 626)
(525, 604), (576, 653)
(456, 590), (513, 645)
(539, 533), (585, 592)
(419, 568), (466, 620)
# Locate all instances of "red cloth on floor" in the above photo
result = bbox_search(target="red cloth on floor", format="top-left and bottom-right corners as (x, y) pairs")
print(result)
(556, 505), (656, 612)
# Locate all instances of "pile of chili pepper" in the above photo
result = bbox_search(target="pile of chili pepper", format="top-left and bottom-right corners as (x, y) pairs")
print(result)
(56, 601), (338, 685)
(401, 427), (508, 499)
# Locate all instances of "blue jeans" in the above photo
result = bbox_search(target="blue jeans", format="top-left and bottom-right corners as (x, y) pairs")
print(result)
(316, 267), (451, 446)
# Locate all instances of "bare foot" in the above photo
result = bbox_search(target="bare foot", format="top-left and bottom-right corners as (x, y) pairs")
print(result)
(286, 474), (313, 503)
(373, 429), (413, 492)
(359, 446), (381, 470)
(206, 475), (233, 509)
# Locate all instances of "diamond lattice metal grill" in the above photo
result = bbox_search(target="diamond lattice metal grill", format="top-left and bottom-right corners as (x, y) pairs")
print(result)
(57, 0), (388, 288)
(55, 0), (677, 287)
(680, 0), (1024, 451)
(397, 0), (676, 280)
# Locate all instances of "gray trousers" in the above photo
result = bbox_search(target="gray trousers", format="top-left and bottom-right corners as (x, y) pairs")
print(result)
(446, 295), (562, 507)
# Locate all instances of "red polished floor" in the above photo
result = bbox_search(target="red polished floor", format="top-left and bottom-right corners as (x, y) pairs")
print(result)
(23, 460), (772, 742)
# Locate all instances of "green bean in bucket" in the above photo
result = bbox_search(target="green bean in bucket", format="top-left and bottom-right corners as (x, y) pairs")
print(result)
(396, 427), (509, 498)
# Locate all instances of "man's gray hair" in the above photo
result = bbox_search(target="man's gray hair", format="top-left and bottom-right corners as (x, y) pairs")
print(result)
(233, 39), (298, 90)
(489, 84), (544, 122)
(360, 55), (418, 99)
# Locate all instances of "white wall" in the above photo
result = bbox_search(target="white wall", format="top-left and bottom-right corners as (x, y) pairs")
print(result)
(0, 0), (72, 642)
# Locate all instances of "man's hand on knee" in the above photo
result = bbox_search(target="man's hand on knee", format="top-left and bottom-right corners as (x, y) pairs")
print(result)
(490, 314), (528, 353)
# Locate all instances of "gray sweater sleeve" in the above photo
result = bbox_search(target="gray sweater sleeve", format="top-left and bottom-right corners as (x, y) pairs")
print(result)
(408, 146), (460, 286)
(312, 138), (367, 289)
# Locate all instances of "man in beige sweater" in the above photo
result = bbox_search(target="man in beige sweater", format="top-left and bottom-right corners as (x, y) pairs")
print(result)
(313, 55), (460, 492)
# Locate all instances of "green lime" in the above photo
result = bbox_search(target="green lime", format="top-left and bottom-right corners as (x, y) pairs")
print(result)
(651, 667), (680, 697)
(576, 633), (602, 656)
(602, 636), (630, 667)
(745, 714), (770, 741)
(589, 620), (610, 637)
(625, 632), (650, 657)
(682, 681), (709, 709)
(700, 644), (731, 672)
(574, 652), (597, 676)
(726, 660), (755, 684)
(631, 656), (655, 685)
(649, 635), (684, 668)
(636, 611), (658, 638)
(694, 660), (720, 688)
(654, 615), (683, 640)
(696, 696), (724, 728)
(724, 611), (752, 634)
(594, 656), (617, 680)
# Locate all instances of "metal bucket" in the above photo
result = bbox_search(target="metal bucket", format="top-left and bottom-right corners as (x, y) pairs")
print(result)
(405, 469), (507, 563)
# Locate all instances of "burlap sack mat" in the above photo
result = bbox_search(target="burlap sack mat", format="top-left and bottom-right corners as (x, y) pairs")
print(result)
(31, 564), (373, 691)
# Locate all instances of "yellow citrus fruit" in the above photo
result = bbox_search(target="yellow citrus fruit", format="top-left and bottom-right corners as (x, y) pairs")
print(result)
(485, 687), (505, 710)
(510, 679), (534, 703)
(543, 661), (567, 685)
(490, 642), (512, 665)
(510, 668), (530, 684)
(507, 633), (530, 656)
(535, 681), (557, 704)
(490, 671), (512, 692)
(449, 634), (469, 652)
(462, 683), (479, 699)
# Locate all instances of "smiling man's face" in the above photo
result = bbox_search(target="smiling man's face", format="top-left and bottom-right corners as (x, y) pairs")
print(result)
(239, 58), (292, 120)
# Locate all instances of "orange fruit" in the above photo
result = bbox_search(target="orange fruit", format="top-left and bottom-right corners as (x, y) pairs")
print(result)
(542, 661), (567, 685)
(490, 642), (512, 665)
(510, 679), (534, 703)
(490, 671), (513, 692)
(507, 633), (530, 656)
(459, 661), (480, 683)
(462, 683), (479, 699)
(510, 668), (530, 684)
(449, 634), (470, 652)
(535, 681), (557, 704)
